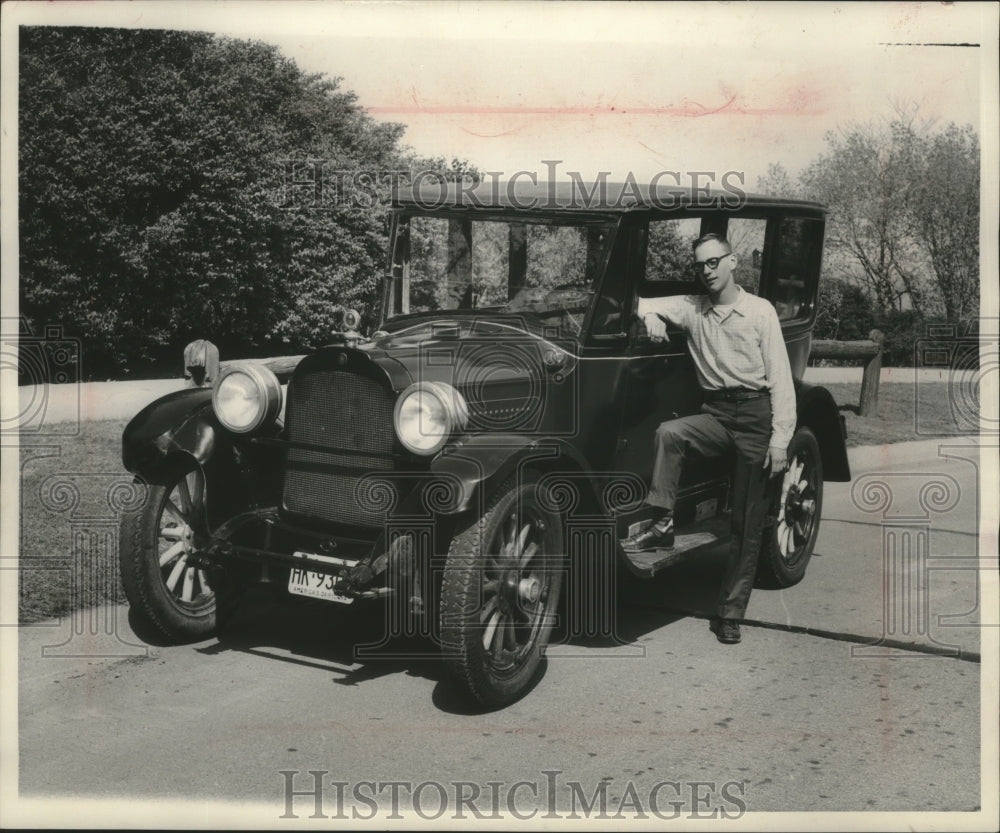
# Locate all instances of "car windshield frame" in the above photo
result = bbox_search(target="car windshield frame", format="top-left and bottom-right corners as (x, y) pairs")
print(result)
(379, 208), (620, 341)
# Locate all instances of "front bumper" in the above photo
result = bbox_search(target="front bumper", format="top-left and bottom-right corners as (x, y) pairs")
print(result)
(191, 507), (410, 599)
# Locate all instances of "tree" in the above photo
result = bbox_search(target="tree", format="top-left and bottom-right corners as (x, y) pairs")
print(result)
(799, 110), (979, 323)
(755, 163), (796, 197)
(18, 27), (440, 378)
(646, 220), (693, 278)
(813, 277), (875, 342)
(909, 124), (980, 322)
(800, 116), (928, 317)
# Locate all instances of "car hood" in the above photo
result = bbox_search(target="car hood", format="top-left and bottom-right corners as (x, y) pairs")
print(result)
(290, 316), (579, 438)
(360, 316), (577, 393)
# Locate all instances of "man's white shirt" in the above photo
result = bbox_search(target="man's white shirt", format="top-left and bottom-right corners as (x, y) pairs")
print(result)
(638, 287), (796, 449)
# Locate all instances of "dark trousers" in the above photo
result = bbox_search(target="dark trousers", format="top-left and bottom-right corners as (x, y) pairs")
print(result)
(647, 397), (773, 620)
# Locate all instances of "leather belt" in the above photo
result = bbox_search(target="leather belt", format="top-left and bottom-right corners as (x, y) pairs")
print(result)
(702, 387), (769, 402)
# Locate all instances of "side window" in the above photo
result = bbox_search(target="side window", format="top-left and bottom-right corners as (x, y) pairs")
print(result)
(588, 226), (629, 338)
(645, 218), (702, 283)
(637, 218), (702, 338)
(726, 218), (767, 295)
(404, 216), (458, 312)
(770, 217), (823, 322)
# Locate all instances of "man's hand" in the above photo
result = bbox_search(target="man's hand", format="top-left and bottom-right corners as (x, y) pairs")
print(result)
(643, 312), (667, 342)
(764, 444), (788, 476)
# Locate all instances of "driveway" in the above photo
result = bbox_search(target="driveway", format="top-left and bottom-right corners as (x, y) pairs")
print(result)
(9, 435), (992, 826)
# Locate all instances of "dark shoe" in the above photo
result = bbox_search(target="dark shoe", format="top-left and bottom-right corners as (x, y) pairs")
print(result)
(715, 618), (741, 644)
(621, 519), (674, 553)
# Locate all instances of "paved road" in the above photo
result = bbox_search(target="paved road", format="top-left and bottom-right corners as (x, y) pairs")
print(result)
(11, 436), (993, 826)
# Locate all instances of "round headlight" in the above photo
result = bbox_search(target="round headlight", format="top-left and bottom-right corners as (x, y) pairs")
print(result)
(212, 365), (282, 433)
(393, 382), (469, 456)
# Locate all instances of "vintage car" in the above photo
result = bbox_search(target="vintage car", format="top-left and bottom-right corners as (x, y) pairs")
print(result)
(119, 180), (850, 707)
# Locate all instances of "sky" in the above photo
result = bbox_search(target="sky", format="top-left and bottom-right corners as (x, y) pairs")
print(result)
(3, 1), (991, 190)
(262, 13), (984, 186)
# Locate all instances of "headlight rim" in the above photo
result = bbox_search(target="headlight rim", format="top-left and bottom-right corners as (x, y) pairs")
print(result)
(212, 364), (283, 434)
(393, 381), (469, 456)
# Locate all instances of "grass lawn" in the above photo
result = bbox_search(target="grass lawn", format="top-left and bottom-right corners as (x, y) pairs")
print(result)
(18, 419), (129, 623)
(821, 382), (975, 446)
(15, 383), (971, 622)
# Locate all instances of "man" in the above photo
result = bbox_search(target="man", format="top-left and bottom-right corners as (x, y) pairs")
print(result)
(621, 233), (796, 645)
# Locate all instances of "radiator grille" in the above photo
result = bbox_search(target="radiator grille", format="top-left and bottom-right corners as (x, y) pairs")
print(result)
(282, 370), (396, 527)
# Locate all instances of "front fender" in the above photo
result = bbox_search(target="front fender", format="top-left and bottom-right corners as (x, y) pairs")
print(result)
(122, 388), (227, 484)
(430, 434), (594, 515)
(796, 381), (851, 482)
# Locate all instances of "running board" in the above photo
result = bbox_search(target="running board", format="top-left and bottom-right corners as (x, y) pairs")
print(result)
(621, 515), (730, 578)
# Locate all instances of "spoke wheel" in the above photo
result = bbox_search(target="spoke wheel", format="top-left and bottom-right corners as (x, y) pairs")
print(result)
(159, 469), (214, 609)
(757, 427), (823, 588)
(120, 464), (239, 642)
(440, 476), (564, 708)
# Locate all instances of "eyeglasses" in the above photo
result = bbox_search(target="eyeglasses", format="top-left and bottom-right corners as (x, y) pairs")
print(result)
(693, 254), (731, 273)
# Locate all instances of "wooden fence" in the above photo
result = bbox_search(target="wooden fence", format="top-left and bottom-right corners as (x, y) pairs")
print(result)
(810, 329), (885, 417)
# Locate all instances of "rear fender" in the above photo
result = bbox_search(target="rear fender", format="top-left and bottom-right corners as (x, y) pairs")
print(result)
(796, 382), (851, 482)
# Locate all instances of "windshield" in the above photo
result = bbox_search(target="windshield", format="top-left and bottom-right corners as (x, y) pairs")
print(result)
(383, 213), (617, 337)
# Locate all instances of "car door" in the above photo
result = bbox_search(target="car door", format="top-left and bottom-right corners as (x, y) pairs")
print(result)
(615, 216), (727, 520)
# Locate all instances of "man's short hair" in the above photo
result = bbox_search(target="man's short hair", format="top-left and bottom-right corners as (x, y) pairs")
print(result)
(692, 232), (732, 254)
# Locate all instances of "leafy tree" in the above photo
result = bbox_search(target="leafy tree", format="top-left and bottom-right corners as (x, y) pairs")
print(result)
(813, 277), (876, 342)
(800, 110), (979, 323)
(800, 116), (927, 317)
(646, 220), (694, 279)
(755, 163), (797, 197)
(18, 26), (445, 378)
(909, 124), (979, 322)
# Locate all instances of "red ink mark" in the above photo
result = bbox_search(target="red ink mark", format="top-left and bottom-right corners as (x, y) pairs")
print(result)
(681, 95), (739, 116)
(460, 127), (522, 138)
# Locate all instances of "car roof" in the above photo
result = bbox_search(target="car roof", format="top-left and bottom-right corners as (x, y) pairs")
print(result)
(392, 179), (827, 214)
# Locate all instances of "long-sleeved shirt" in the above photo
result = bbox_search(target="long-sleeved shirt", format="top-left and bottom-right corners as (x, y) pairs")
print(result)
(638, 287), (796, 449)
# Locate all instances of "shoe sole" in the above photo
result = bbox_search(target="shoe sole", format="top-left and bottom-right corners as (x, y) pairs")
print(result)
(620, 540), (674, 553)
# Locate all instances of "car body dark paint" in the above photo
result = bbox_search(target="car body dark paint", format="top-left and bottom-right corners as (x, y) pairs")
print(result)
(432, 433), (596, 515)
(121, 386), (284, 511)
(120, 185), (848, 597)
(275, 318), (597, 517)
(795, 380), (851, 481)
(122, 388), (215, 477)
(291, 341), (413, 395)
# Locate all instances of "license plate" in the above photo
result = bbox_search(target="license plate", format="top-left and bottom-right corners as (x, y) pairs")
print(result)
(287, 566), (354, 604)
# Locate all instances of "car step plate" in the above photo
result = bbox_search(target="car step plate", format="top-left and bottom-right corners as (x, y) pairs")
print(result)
(287, 552), (359, 604)
(623, 515), (730, 578)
